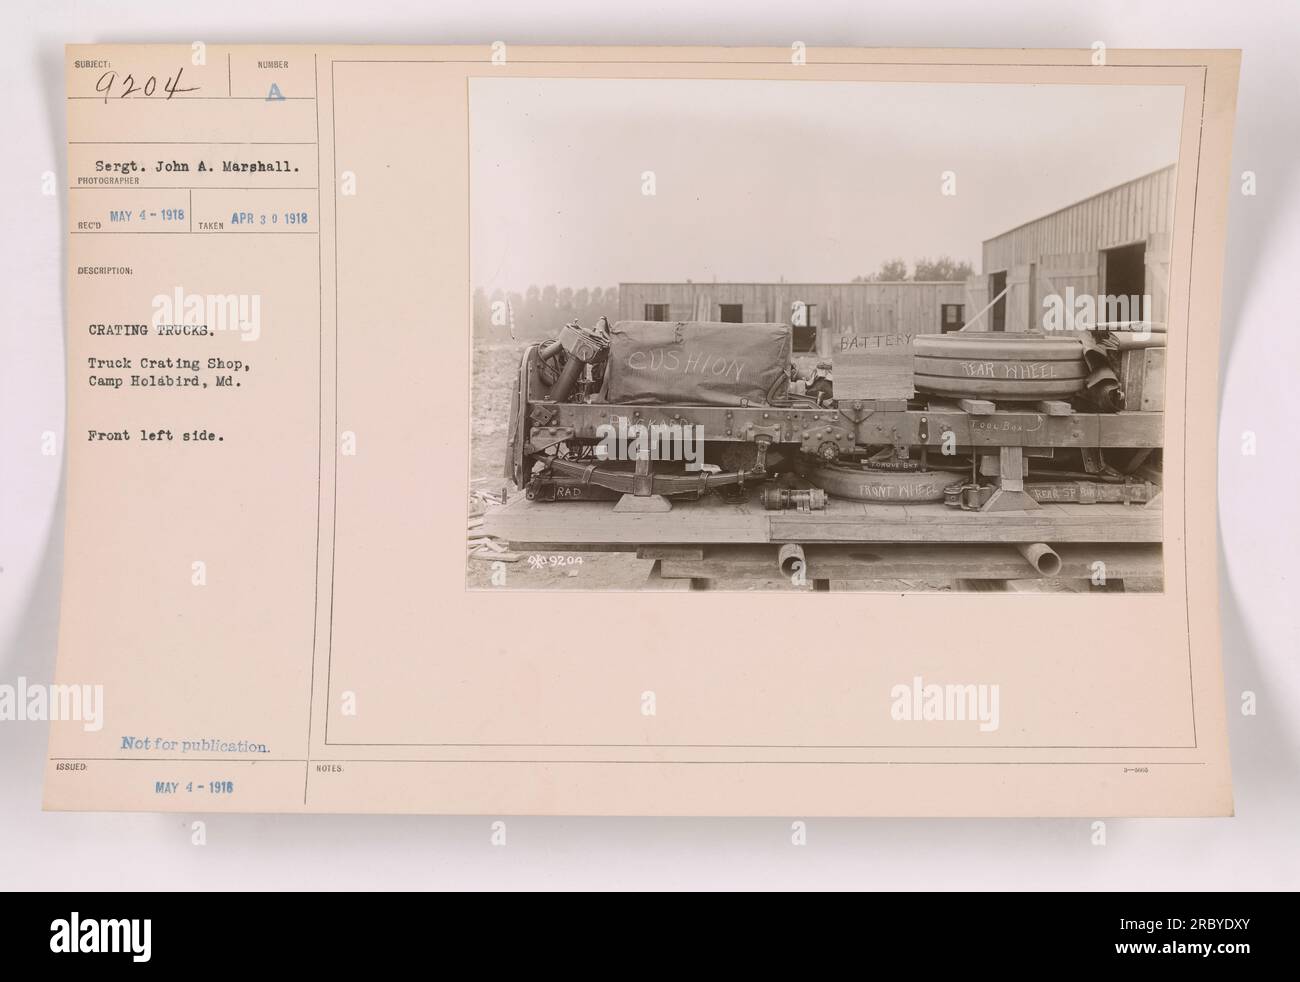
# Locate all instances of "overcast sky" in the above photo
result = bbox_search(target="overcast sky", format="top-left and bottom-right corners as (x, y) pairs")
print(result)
(470, 77), (1184, 291)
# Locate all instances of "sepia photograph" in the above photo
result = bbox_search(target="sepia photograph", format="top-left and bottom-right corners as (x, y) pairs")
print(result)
(470, 77), (1182, 591)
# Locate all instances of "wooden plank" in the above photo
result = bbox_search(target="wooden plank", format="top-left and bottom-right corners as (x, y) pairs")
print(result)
(956, 579), (1009, 592)
(1005, 578), (1088, 593)
(832, 326), (916, 400)
(658, 543), (1160, 581)
(506, 542), (634, 554)
(642, 560), (694, 590)
(636, 545), (706, 561)
(772, 503), (1162, 543)
(1097, 411), (1165, 447)
(1140, 348), (1165, 412)
(1000, 447), (1025, 492)
(486, 491), (1163, 545)
(1049, 544), (1162, 578)
(958, 397), (995, 415)
(483, 494), (772, 545)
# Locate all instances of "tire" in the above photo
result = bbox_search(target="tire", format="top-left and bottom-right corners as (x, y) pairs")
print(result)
(912, 375), (1085, 399)
(913, 333), (1083, 360)
(913, 333), (1087, 400)
(913, 356), (1087, 380)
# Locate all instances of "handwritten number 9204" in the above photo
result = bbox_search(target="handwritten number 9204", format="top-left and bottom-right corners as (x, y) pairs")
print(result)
(94, 67), (200, 103)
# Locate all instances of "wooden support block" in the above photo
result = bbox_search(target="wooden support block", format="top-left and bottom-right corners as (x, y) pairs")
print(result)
(999, 447), (1025, 492)
(469, 548), (521, 563)
(642, 560), (693, 590)
(979, 450), (1039, 511)
(958, 397), (996, 415)
(1088, 577), (1127, 593)
(979, 451), (1029, 478)
(956, 578), (1009, 591)
(636, 546), (705, 561)
(1120, 346), (1166, 411)
(1119, 577), (1163, 592)
(614, 493), (672, 513)
(1006, 578), (1087, 593)
(978, 487), (1041, 512)
(829, 579), (877, 591)
(1036, 400), (1073, 416)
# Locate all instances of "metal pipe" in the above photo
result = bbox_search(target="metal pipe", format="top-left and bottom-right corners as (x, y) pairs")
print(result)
(761, 488), (827, 511)
(546, 457), (764, 495)
(546, 356), (584, 402)
(1017, 542), (1062, 576)
(777, 543), (806, 578)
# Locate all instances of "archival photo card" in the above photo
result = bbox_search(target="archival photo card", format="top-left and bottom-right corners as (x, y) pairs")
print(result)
(47, 46), (1236, 816)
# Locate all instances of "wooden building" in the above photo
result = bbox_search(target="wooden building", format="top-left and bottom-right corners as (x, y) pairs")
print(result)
(617, 281), (968, 356)
(617, 165), (1176, 354)
(969, 165), (1176, 332)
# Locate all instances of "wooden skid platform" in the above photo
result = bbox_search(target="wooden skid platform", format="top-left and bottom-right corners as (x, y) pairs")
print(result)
(484, 489), (1162, 546)
(652, 543), (1162, 582)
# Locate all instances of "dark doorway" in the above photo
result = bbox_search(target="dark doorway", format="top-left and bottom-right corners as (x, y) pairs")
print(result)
(719, 303), (744, 323)
(988, 271), (1007, 332)
(644, 303), (670, 321)
(940, 303), (965, 333)
(791, 301), (817, 352)
(1102, 242), (1146, 324)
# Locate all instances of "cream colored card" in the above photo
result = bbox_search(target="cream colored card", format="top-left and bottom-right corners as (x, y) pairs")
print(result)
(47, 45), (1238, 815)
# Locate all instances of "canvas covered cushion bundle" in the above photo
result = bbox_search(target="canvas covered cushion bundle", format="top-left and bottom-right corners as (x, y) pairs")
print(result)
(603, 320), (791, 406)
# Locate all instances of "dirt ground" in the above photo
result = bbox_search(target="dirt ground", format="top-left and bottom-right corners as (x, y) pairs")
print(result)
(469, 339), (520, 487)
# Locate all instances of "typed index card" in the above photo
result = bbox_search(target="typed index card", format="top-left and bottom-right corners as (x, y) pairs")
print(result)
(48, 45), (1239, 815)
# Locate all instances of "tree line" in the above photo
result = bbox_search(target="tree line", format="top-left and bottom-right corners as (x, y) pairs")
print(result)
(853, 256), (975, 283)
(473, 286), (620, 341)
